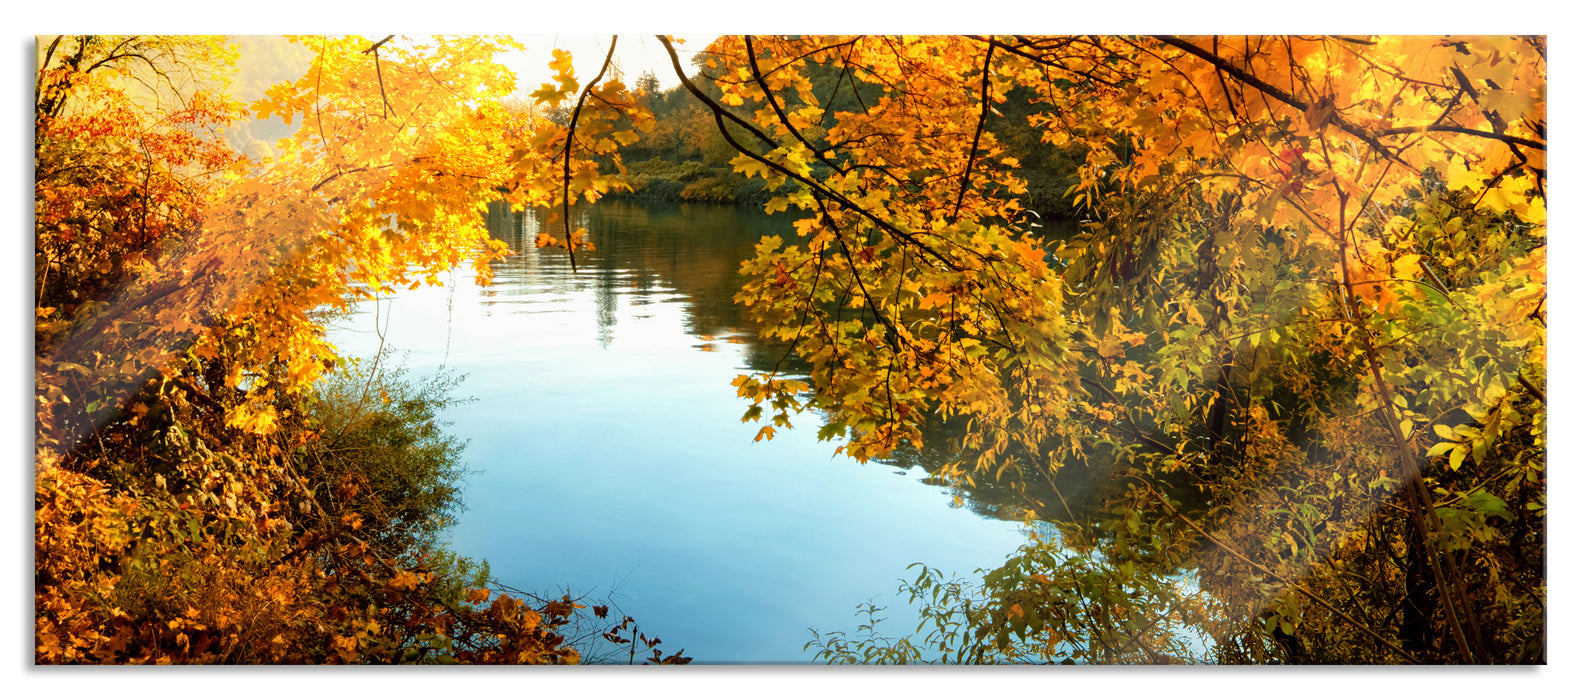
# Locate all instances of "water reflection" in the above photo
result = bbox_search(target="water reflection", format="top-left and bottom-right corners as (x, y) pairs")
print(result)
(329, 199), (1032, 662)
(485, 201), (1104, 528)
(484, 200), (807, 373)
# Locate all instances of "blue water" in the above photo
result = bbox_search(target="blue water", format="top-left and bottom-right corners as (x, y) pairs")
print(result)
(328, 200), (1030, 663)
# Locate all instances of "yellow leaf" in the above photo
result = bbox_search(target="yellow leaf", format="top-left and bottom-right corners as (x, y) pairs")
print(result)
(1391, 254), (1422, 280)
(1481, 89), (1536, 125)
(548, 48), (574, 76)
(1445, 159), (1484, 192)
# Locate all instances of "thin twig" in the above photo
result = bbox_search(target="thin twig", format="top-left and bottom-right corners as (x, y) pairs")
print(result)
(1143, 483), (1420, 663)
(951, 42), (995, 224)
(559, 36), (621, 273)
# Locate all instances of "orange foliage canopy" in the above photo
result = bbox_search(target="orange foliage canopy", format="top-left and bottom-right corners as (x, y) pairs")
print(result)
(683, 35), (1543, 663)
(35, 35), (662, 664)
(36, 32), (1545, 664)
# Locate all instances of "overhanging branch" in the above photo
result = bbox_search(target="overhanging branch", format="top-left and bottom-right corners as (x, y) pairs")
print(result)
(656, 35), (962, 273)
(1152, 36), (1410, 166)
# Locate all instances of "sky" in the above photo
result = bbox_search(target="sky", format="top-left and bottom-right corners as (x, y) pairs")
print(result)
(227, 34), (716, 101)
(218, 34), (717, 159)
(501, 34), (718, 92)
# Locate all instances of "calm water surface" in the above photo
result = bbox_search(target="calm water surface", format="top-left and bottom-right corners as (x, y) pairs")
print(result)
(329, 200), (1032, 663)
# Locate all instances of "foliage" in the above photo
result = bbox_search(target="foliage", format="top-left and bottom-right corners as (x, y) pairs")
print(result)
(805, 599), (925, 664)
(663, 35), (1545, 664)
(610, 73), (783, 204)
(36, 32), (1545, 666)
(809, 547), (1212, 665)
(34, 34), (685, 665)
(300, 355), (473, 559)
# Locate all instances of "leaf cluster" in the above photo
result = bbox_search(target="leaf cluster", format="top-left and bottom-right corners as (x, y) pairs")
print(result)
(34, 35), (678, 665)
(682, 35), (1548, 664)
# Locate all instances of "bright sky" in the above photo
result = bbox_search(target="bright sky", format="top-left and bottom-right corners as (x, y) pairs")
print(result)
(219, 34), (716, 158)
(501, 35), (718, 93)
(227, 34), (715, 103)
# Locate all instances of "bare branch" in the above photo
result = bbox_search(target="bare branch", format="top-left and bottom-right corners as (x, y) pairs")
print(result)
(950, 42), (995, 225)
(560, 36), (621, 273)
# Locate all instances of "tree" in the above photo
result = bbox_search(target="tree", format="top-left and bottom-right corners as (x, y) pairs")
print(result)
(35, 34), (683, 664)
(35, 32), (1544, 665)
(658, 35), (1545, 663)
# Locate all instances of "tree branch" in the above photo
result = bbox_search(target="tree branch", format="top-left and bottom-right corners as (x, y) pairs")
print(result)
(1375, 124), (1545, 151)
(363, 35), (397, 119)
(559, 36), (621, 273)
(950, 42), (995, 224)
(656, 35), (962, 273)
(1143, 483), (1421, 664)
(744, 36), (845, 175)
(1151, 36), (1411, 166)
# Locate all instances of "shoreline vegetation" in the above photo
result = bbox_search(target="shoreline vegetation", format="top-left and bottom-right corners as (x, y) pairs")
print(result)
(36, 35), (1545, 665)
(599, 71), (1090, 223)
(34, 35), (691, 665)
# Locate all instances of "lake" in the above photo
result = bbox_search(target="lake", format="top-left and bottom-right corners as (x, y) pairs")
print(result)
(328, 198), (1035, 663)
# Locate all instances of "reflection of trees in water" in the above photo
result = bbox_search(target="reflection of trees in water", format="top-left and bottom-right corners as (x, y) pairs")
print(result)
(874, 411), (1130, 529)
(484, 200), (818, 377)
(483, 199), (774, 339)
(484, 199), (1113, 525)
(483, 200), (529, 249)
(594, 264), (618, 349)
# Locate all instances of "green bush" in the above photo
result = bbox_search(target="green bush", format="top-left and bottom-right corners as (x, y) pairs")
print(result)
(302, 354), (472, 559)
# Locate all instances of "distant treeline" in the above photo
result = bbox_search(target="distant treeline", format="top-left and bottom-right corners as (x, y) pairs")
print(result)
(609, 69), (1089, 220)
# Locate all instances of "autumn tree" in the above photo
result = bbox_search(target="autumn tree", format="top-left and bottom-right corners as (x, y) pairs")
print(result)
(36, 31), (1543, 665)
(662, 35), (1545, 663)
(35, 34), (681, 664)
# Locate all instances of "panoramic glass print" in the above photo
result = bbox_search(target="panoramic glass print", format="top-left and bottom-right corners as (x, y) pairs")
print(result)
(35, 34), (1545, 664)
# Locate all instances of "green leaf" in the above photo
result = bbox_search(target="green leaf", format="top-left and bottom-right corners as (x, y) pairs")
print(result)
(1466, 489), (1515, 522)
